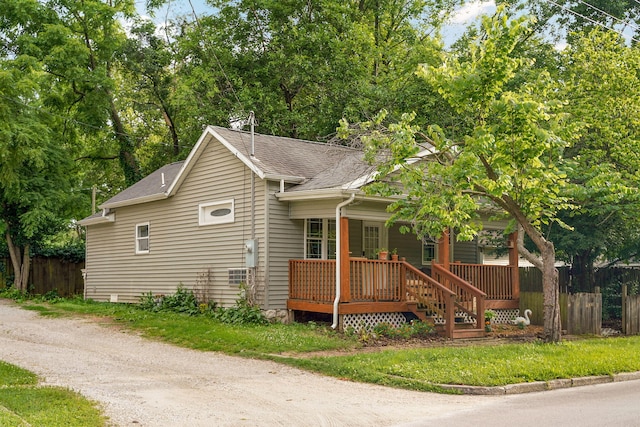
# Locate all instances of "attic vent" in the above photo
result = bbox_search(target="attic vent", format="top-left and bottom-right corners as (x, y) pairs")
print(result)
(199, 200), (234, 226)
(210, 208), (231, 217)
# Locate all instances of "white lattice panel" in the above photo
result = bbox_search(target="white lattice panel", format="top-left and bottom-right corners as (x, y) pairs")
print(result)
(492, 309), (520, 324)
(342, 312), (406, 332)
(431, 311), (477, 325)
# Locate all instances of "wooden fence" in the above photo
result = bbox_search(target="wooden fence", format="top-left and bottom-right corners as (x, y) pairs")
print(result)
(519, 291), (601, 335)
(622, 284), (640, 335)
(1, 257), (85, 297)
(567, 293), (601, 335)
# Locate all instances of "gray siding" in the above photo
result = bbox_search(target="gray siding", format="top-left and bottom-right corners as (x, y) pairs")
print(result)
(265, 181), (304, 309)
(453, 238), (480, 264)
(388, 225), (423, 267)
(85, 140), (267, 306)
(289, 199), (338, 219)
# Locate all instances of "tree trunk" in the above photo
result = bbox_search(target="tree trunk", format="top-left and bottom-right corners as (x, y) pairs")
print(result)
(110, 100), (142, 186)
(541, 243), (562, 342)
(515, 223), (562, 342)
(5, 232), (30, 292)
(571, 250), (596, 292)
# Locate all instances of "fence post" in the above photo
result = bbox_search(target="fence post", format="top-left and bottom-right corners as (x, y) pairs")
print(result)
(622, 284), (628, 335)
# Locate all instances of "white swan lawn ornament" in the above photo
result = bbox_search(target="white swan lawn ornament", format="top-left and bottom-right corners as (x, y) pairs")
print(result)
(513, 309), (532, 327)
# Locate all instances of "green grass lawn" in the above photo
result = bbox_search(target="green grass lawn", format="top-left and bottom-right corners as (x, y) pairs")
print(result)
(6, 297), (640, 395)
(0, 361), (107, 427)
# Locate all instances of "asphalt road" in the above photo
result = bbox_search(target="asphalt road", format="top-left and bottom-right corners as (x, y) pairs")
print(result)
(398, 379), (640, 427)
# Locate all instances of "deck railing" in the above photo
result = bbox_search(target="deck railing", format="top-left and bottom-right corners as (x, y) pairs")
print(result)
(289, 259), (494, 335)
(349, 259), (404, 302)
(432, 262), (486, 331)
(289, 259), (336, 304)
(449, 263), (515, 300)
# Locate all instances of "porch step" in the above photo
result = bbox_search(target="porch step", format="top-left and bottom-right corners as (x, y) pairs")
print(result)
(452, 328), (485, 339)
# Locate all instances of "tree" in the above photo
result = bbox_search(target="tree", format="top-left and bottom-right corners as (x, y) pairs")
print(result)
(516, 0), (640, 44)
(164, 0), (463, 141)
(342, 9), (570, 342)
(550, 30), (640, 290)
(0, 0), (143, 186)
(0, 60), (75, 291)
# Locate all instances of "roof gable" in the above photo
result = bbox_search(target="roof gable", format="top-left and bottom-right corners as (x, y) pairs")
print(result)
(95, 126), (384, 211)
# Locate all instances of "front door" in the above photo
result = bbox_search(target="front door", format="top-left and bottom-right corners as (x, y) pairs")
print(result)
(363, 222), (387, 259)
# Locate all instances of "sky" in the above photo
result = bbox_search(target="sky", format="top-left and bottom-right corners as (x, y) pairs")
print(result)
(140, 0), (497, 47)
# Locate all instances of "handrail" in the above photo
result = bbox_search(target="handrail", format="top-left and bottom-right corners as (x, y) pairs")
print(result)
(401, 261), (456, 338)
(402, 262), (456, 297)
(432, 263), (487, 297)
(432, 262), (486, 331)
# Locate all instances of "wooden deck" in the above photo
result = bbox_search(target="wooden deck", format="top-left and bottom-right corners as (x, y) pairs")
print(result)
(288, 258), (518, 339)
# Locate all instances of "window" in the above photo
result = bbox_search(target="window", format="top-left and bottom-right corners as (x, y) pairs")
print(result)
(228, 268), (247, 285)
(199, 200), (234, 226)
(305, 219), (336, 259)
(422, 240), (436, 265)
(363, 223), (382, 259)
(136, 223), (150, 254)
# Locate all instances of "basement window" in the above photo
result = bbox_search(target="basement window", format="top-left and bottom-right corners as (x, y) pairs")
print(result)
(199, 200), (234, 226)
(228, 268), (247, 285)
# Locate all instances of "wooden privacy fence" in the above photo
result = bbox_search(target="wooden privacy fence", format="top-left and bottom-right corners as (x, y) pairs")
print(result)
(622, 285), (640, 335)
(1, 257), (85, 297)
(567, 293), (601, 335)
(519, 291), (602, 335)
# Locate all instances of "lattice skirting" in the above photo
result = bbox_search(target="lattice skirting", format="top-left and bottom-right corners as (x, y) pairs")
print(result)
(342, 312), (406, 332)
(491, 308), (520, 324)
(430, 309), (521, 325)
(341, 309), (521, 331)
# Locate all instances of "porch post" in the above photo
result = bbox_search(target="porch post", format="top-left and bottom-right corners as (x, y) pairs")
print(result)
(438, 228), (450, 269)
(339, 216), (351, 303)
(508, 231), (520, 300)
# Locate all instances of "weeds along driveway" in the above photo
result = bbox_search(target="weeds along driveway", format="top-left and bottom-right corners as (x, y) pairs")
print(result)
(0, 300), (491, 427)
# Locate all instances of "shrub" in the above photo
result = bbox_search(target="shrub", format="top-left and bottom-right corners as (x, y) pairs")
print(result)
(211, 284), (267, 325)
(138, 283), (267, 325)
(372, 320), (434, 340)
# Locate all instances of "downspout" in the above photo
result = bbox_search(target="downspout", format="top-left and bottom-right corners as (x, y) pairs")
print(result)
(332, 193), (356, 329)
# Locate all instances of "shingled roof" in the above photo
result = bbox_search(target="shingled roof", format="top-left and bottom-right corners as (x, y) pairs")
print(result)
(100, 161), (185, 209)
(211, 126), (366, 183)
(85, 126), (377, 216)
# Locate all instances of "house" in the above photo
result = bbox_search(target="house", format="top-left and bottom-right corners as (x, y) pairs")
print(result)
(79, 126), (521, 338)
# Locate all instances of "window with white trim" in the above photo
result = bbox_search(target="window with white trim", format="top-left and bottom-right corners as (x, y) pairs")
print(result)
(199, 200), (234, 226)
(305, 219), (336, 259)
(422, 240), (437, 265)
(136, 222), (150, 254)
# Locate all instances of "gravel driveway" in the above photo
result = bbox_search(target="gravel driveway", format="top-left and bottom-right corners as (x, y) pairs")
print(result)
(0, 300), (491, 426)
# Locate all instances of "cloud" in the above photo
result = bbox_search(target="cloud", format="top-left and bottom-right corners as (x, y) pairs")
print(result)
(448, 1), (496, 25)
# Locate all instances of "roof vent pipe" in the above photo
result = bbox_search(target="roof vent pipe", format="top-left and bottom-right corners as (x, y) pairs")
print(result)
(249, 111), (255, 157)
(332, 193), (356, 329)
(161, 172), (165, 187)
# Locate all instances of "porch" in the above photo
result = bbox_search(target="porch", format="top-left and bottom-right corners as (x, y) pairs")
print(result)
(287, 218), (520, 339)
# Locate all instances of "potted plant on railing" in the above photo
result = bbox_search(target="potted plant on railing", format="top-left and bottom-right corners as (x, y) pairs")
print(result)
(391, 248), (399, 261)
(376, 248), (388, 260)
(484, 309), (496, 332)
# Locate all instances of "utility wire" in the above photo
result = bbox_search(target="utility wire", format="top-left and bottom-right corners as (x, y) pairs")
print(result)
(545, 0), (640, 43)
(577, 0), (640, 32)
(187, 1), (246, 117)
